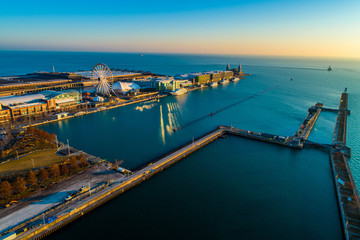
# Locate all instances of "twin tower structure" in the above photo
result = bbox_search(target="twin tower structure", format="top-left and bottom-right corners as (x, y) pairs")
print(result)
(226, 64), (244, 76)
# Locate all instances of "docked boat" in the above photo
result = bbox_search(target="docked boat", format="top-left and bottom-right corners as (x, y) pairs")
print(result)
(210, 82), (218, 87)
(231, 77), (240, 82)
(220, 79), (230, 85)
(170, 88), (187, 96)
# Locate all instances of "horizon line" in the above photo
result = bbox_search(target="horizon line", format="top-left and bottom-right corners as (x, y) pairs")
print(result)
(0, 49), (359, 61)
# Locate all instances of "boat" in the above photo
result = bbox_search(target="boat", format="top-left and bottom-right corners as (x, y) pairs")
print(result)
(170, 88), (187, 96)
(220, 79), (230, 85)
(327, 66), (332, 71)
(210, 82), (218, 87)
(231, 77), (240, 82)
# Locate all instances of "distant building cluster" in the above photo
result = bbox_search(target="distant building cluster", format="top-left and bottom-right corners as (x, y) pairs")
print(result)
(0, 63), (246, 126)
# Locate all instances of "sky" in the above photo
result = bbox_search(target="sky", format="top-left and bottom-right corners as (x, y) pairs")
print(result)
(0, 0), (359, 58)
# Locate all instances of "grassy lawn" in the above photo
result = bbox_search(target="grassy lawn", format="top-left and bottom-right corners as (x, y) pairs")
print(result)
(0, 149), (67, 176)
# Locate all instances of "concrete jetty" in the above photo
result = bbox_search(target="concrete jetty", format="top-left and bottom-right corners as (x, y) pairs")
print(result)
(295, 102), (323, 142)
(223, 102), (323, 149)
(329, 91), (360, 240)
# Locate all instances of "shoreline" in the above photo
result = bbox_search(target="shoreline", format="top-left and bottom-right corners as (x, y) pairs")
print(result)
(22, 85), (211, 129)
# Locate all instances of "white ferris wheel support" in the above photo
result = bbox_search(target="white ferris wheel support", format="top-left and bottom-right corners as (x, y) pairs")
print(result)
(91, 63), (114, 95)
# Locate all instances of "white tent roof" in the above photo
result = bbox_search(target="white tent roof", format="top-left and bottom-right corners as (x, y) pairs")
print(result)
(112, 82), (141, 91)
(93, 96), (104, 102)
(129, 82), (141, 89)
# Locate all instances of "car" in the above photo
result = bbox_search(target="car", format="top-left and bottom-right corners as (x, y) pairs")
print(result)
(45, 216), (57, 224)
(64, 193), (76, 201)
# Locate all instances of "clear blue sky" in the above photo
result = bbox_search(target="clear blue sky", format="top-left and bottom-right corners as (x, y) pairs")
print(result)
(1, 0), (359, 58)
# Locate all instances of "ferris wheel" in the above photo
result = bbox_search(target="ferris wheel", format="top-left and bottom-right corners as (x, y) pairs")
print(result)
(91, 63), (114, 95)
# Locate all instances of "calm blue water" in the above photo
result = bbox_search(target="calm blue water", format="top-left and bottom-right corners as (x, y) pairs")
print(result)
(1, 51), (359, 239)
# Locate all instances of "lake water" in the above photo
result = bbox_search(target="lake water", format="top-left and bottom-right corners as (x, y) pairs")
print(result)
(1, 51), (359, 239)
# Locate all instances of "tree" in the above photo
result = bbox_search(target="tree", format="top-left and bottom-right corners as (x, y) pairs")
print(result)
(0, 181), (12, 199)
(60, 164), (69, 176)
(27, 170), (37, 186)
(1, 149), (7, 159)
(79, 154), (88, 168)
(49, 163), (60, 178)
(50, 133), (57, 143)
(13, 177), (26, 193)
(26, 126), (35, 135)
(39, 168), (49, 182)
(69, 157), (78, 171)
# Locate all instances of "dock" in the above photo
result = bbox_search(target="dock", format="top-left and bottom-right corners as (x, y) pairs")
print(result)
(295, 102), (323, 143)
(329, 91), (360, 240)
(4, 91), (357, 240)
(223, 102), (323, 149)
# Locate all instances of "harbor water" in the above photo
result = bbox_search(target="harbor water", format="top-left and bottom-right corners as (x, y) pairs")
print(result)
(1, 51), (360, 239)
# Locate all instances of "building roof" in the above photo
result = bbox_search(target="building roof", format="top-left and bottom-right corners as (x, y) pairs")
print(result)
(40, 90), (79, 99)
(152, 77), (175, 83)
(8, 101), (47, 109)
(112, 82), (141, 91)
(0, 94), (45, 106)
(0, 89), (80, 107)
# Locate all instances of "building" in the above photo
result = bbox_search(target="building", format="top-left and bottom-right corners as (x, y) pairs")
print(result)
(132, 78), (157, 90)
(0, 89), (80, 122)
(0, 106), (10, 124)
(8, 102), (52, 120)
(112, 82), (141, 94)
(40, 90), (80, 108)
(226, 64), (230, 71)
(175, 70), (233, 86)
(55, 112), (69, 119)
(150, 77), (183, 92)
(227, 64), (245, 77)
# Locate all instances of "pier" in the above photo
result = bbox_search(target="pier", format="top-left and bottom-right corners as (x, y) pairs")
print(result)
(295, 102), (323, 143)
(329, 91), (360, 240)
(13, 128), (225, 240)
(4, 91), (357, 240)
(222, 102), (323, 149)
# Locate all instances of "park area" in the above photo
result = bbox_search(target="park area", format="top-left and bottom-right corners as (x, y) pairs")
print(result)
(0, 149), (67, 176)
